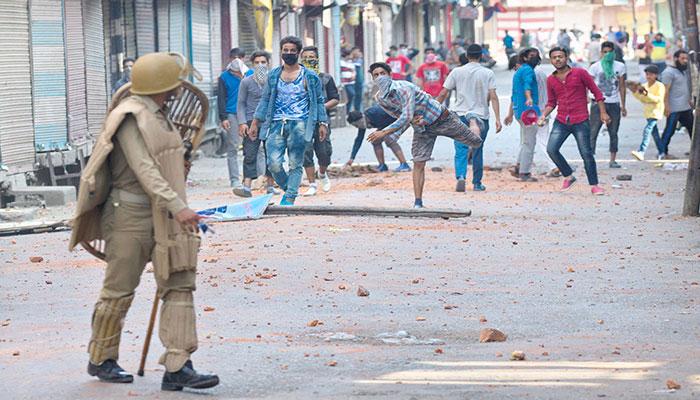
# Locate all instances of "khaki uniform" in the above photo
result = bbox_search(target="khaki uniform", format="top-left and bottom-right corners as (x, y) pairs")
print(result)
(70, 95), (200, 373)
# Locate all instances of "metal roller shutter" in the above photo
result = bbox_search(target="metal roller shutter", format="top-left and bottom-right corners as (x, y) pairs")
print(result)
(123, 0), (138, 58)
(135, 0), (156, 55)
(0, 1), (35, 170)
(209, 0), (222, 76)
(30, 0), (68, 152)
(191, 0), (211, 95)
(63, 0), (89, 145)
(169, 0), (187, 55)
(83, 0), (108, 136)
(156, 0), (170, 51)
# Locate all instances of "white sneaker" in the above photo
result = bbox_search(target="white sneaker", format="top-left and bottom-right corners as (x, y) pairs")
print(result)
(320, 174), (331, 192)
(304, 183), (318, 196)
(630, 150), (644, 161)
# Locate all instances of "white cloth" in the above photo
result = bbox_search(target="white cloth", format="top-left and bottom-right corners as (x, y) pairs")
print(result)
(443, 62), (496, 119)
(534, 66), (549, 111)
(588, 60), (626, 103)
(227, 58), (249, 75)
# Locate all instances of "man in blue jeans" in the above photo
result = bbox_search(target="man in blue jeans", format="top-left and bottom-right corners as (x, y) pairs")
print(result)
(538, 47), (609, 196)
(249, 36), (328, 205)
(436, 44), (501, 192)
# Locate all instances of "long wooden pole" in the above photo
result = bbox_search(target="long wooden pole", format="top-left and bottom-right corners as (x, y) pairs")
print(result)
(137, 292), (159, 377)
(682, 0), (700, 216)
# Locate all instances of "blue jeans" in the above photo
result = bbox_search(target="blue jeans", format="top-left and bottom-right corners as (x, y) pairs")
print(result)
(547, 120), (598, 185)
(454, 116), (488, 184)
(344, 84), (356, 113)
(266, 119), (309, 199)
(660, 109), (694, 155)
(639, 118), (661, 153)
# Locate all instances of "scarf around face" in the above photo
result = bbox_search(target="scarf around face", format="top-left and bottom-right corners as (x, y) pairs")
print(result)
(227, 58), (249, 76)
(375, 75), (393, 98)
(253, 64), (268, 86)
(601, 51), (615, 80)
(301, 58), (320, 75)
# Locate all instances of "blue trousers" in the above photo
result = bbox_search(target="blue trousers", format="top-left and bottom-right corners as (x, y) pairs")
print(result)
(266, 120), (309, 199)
(639, 118), (661, 153)
(547, 120), (599, 185)
(454, 117), (488, 184)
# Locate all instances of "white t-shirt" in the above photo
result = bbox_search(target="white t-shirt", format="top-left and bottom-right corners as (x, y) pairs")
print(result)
(534, 66), (549, 111)
(443, 62), (496, 119)
(588, 60), (626, 103)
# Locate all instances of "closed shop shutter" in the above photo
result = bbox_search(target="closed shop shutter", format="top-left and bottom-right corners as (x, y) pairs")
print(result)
(135, 0), (156, 54)
(30, 0), (68, 152)
(237, 0), (258, 55)
(209, 0), (222, 76)
(63, 0), (89, 145)
(156, 0), (170, 51)
(208, 0), (222, 130)
(123, 0), (138, 58)
(83, 0), (108, 136)
(191, 0), (212, 96)
(169, 0), (187, 55)
(0, 1), (35, 170)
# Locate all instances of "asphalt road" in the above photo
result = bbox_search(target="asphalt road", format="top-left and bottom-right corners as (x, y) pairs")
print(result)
(1, 62), (699, 399)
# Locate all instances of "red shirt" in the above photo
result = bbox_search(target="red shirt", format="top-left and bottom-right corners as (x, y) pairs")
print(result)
(386, 55), (411, 80)
(416, 61), (449, 97)
(546, 67), (604, 124)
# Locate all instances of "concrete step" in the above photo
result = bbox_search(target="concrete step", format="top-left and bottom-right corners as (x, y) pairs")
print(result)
(9, 186), (76, 207)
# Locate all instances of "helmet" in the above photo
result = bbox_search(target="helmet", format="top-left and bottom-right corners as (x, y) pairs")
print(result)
(520, 108), (539, 126)
(130, 52), (198, 95)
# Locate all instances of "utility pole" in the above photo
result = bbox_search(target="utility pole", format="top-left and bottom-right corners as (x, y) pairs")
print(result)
(681, 0), (700, 216)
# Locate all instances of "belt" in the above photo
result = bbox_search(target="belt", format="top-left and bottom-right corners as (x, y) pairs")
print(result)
(111, 188), (151, 206)
(428, 109), (450, 126)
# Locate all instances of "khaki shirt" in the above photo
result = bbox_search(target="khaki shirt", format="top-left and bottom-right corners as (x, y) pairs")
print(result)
(109, 96), (187, 215)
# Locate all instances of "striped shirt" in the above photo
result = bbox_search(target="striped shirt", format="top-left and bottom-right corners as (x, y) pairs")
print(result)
(376, 80), (445, 137)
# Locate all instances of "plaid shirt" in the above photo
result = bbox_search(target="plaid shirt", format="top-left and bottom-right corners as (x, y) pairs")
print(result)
(376, 80), (445, 137)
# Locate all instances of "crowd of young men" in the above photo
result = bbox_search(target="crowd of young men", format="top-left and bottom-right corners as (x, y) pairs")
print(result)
(217, 35), (695, 207)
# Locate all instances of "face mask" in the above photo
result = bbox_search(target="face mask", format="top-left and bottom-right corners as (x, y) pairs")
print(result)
(676, 61), (688, 71)
(389, 50), (397, 57)
(374, 75), (393, 98)
(425, 54), (437, 63)
(253, 64), (268, 85)
(282, 53), (299, 65)
(302, 58), (319, 74)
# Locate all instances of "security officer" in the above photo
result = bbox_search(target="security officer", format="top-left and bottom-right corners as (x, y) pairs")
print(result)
(69, 52), (219, 391)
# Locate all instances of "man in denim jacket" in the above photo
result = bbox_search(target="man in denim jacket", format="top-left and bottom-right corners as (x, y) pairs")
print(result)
(249, 36), (328, 205)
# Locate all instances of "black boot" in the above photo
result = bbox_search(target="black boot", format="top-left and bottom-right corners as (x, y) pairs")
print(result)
(87, 359), (134, 383)
(161, 360), (219, 391)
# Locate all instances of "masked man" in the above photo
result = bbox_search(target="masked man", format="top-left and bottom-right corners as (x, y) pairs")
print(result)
(588, 41), (627, 168)
(69, 53), (219, 391)
(249, 36), (329, 206)
(300, 46), (340, 196)
(367, 62), (483, 208)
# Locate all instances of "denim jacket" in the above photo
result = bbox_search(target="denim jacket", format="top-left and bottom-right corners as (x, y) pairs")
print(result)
(253, 66), (328, 141)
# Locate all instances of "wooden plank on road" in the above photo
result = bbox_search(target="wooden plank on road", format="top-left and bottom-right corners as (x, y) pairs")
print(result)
(264, 206), (471, 219)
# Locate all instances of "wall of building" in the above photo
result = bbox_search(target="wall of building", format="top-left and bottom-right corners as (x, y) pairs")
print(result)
(0, 0), (237, 182)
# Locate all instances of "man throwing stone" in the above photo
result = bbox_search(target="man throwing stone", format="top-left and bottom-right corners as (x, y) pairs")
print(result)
(366, 62), (483, 208)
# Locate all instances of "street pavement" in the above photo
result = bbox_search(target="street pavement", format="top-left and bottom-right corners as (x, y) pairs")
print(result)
(1, 62), (699, 399)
